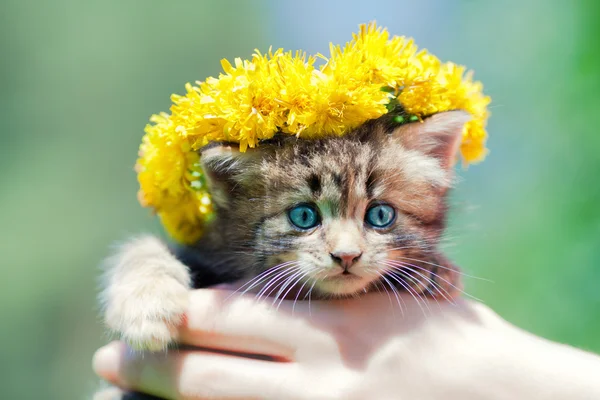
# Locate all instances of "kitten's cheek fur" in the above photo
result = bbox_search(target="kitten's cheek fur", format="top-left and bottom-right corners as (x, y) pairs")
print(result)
(100, 235), (191, 351)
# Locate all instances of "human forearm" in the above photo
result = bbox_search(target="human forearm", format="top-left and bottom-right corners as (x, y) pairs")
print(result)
(480, 325), (600, 399)
(419, 302), (600, 400)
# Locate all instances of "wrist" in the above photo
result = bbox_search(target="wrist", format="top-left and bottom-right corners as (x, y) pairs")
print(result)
(458, 302), (600, 399)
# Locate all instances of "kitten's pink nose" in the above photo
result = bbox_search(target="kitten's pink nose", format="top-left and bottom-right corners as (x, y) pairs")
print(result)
(330, 251), (362, 270)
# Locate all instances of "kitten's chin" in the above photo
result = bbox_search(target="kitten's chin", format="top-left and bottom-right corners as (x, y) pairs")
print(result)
(316, 275), (371, 296)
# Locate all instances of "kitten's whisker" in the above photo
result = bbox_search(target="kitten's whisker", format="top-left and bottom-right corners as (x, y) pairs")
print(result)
(237, 261), (297, 288)
(255, 266), (301, 302)
(270, 268), (300, 302)
(302, 279), (316, 301)
(259, 266), (302, 301)
(306, 279), (318, 317)
(388, 259), (482, 302)
(276, 270), (311, 312)
(231, 261), (300, 298)
(376, 272), (405, 315)
(364, 266), (391, 294)
(382, 261), (456, 305)
(386, 259), (453, 288)
(388, 269), (443, 310)
(379, 265), (428, 316)
(381, 275), (406, 315)
(393, 255), (491, 282)
(292, 273), (313, 314)
(389, 263), (455, 303)
(392, 270), (432, 313)
(397, 266), (454, 306)
(372, 279), (397, 315)
(271, 267), (307, 307)
(384, 245), (427, 252)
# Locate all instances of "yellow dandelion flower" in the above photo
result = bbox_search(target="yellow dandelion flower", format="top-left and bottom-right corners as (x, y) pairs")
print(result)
(136, 22), (491, 243)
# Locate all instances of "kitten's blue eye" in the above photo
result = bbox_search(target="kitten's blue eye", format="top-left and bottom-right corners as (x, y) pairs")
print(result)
(288, 204), (320, 230)
(365, 204), (396, 228)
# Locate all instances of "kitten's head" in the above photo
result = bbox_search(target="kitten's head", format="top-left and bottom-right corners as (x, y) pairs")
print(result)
(200, 111), (470, 297)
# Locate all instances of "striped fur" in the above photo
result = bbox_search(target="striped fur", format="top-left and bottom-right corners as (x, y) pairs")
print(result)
(194, 110), (469, 297)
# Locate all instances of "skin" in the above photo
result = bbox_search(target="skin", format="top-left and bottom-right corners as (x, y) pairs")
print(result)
(94, 289), (600, 400)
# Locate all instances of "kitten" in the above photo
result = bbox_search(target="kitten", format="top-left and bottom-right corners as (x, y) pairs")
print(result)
(99, 110), (468, 398)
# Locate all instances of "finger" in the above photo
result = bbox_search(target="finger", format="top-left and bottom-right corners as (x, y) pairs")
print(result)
(178, 289), (341, 360)
(94, 341), (293, 400)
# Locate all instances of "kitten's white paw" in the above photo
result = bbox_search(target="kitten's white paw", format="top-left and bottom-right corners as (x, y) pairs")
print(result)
(104, 276), (189, 351)
(122, 316), (181, 352)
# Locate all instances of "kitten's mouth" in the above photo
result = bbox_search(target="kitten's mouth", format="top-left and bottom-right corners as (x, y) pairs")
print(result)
(322, 272), (361, 281)
(316, 271), (371, 296)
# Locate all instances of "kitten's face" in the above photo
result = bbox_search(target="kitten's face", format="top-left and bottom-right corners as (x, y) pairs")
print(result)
(202, 111), (468, 298)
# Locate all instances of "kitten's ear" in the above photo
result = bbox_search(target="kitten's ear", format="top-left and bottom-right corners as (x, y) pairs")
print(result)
(200, 144), (260, 207)
(392, 110), (471, 170)
(200, 143), (245, 178)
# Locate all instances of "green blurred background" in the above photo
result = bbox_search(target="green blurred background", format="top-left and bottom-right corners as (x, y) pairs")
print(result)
(1, 0), (598, 398)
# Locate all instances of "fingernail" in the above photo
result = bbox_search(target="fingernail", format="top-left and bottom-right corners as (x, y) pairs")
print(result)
(93, 341), (121, 382)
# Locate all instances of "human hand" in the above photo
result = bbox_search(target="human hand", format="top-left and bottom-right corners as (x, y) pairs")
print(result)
(93, 289), (600, 400)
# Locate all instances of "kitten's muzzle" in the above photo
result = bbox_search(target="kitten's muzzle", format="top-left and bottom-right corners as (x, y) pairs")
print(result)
(330, 251), (362, 271)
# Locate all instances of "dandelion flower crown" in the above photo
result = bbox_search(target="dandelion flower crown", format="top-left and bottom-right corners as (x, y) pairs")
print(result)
(136, 23), (491, 244)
